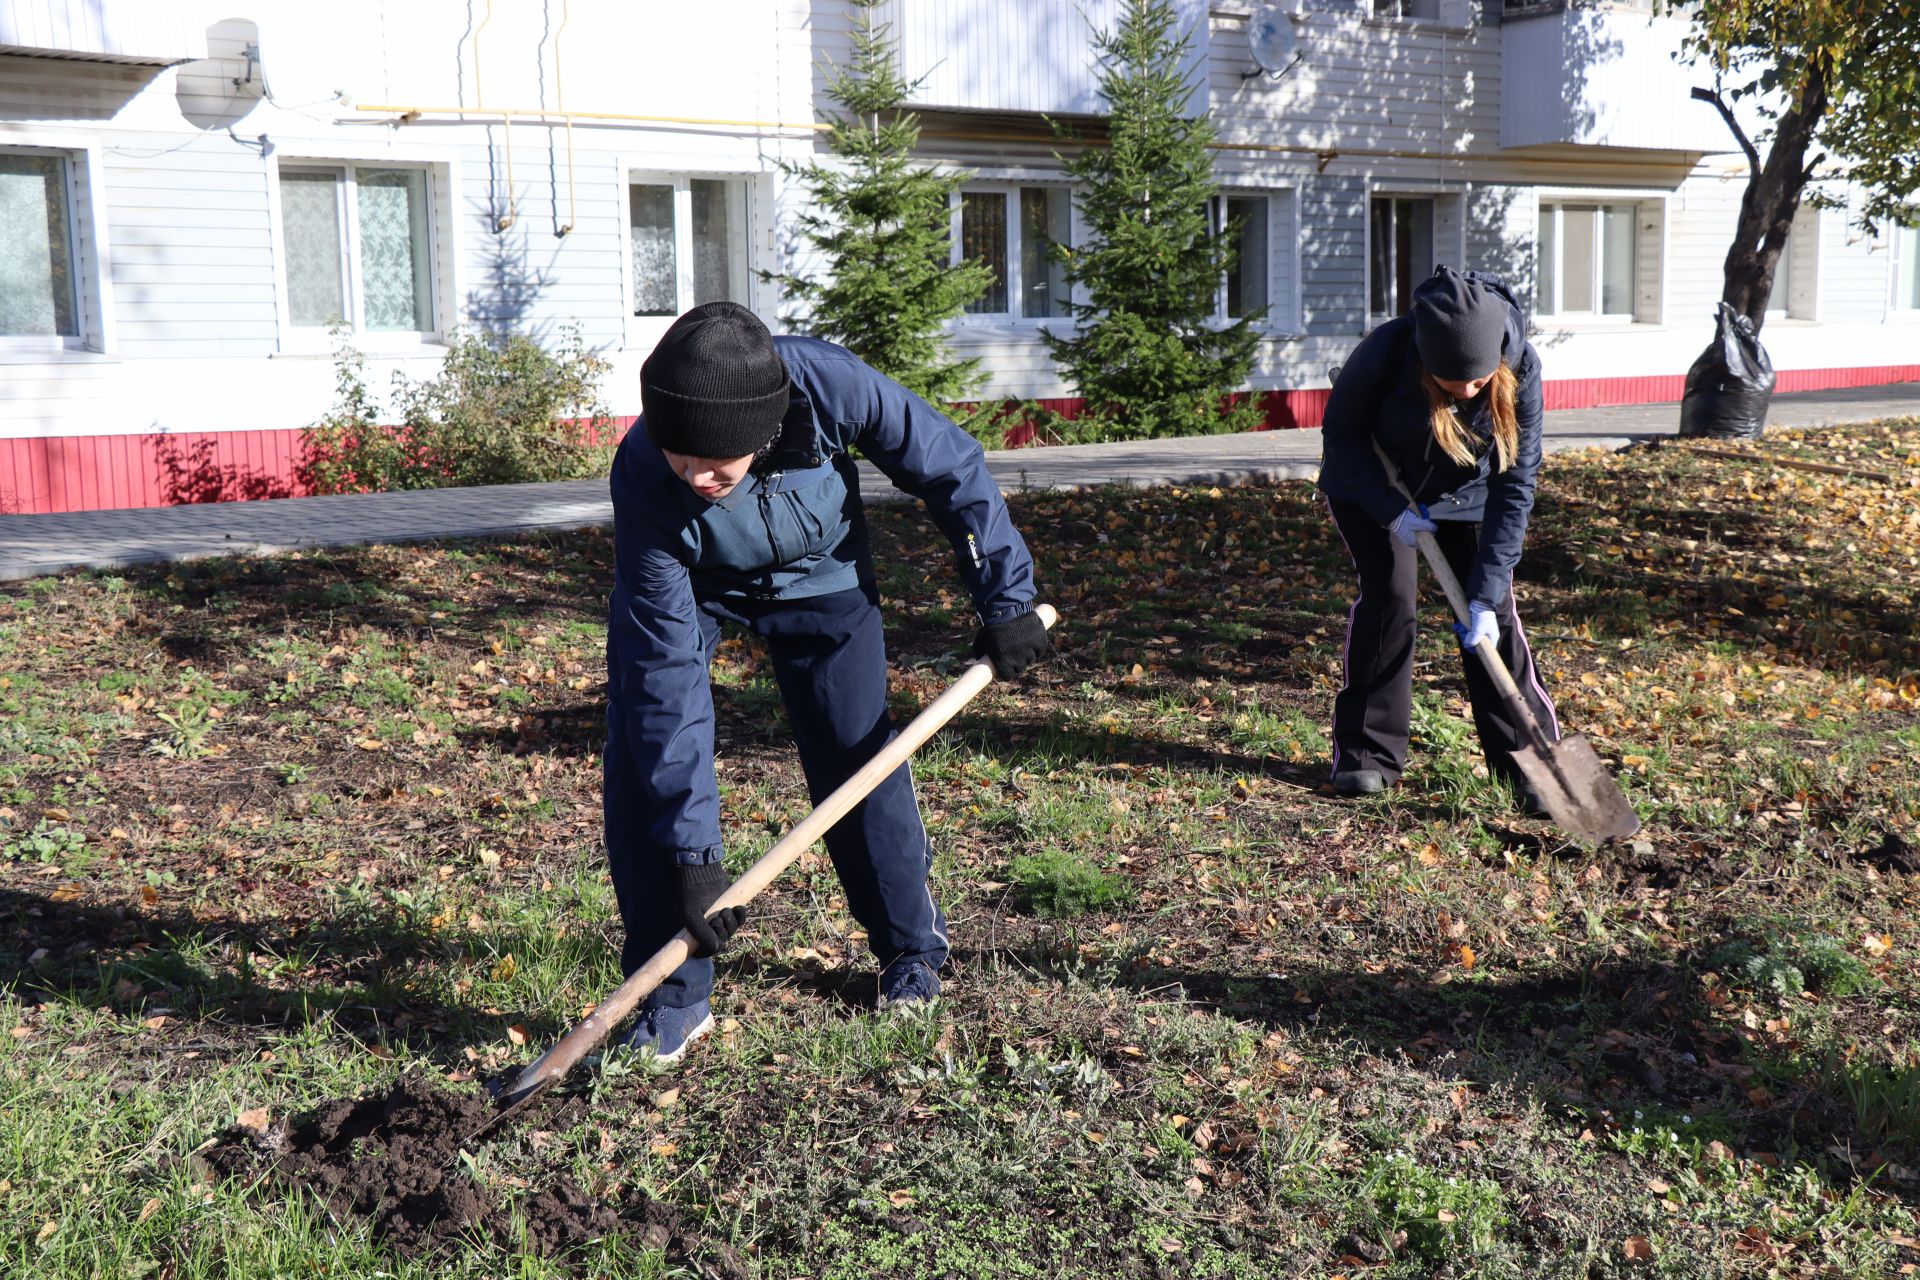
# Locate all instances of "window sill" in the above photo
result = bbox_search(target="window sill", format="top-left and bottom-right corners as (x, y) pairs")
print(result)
(0, 346), (118, 366)
(273, 334), (449, 359)
(944, 320), (1075, 344)
(1362, 15), (1474, 35)
(1530, 317), (1658, 333)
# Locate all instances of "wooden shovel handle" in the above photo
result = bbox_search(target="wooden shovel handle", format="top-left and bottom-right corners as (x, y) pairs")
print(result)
(499, 603), (1059, 1105)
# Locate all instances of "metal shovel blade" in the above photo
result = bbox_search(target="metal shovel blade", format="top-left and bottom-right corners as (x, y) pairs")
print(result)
(1511, 731), (1641, 845)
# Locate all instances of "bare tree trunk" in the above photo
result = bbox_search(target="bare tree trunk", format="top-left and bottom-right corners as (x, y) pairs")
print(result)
(1694, 55), (1832, 335)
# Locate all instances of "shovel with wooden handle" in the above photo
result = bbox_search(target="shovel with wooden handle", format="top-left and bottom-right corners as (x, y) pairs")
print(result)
(1371, 444), (1639, 845)
(474, 603), (1061, 1134)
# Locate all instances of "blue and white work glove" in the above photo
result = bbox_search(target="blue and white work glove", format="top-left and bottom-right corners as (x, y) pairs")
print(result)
(1453, 603), (1500, 651)
(1388, 504), (1437, 548)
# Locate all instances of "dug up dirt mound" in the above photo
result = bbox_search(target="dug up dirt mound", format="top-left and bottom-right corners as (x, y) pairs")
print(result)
(201, 1075), (628, 1259)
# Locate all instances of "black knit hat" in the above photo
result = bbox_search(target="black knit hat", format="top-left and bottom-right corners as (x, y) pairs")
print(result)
(641, 302), (791, 458)
(1411, 266), (1508, 382)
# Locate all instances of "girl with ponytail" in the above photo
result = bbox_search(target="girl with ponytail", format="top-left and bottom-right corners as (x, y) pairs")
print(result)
(1315, 266), (1562, 807)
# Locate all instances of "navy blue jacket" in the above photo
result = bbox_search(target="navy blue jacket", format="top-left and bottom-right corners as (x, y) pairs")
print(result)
(1317, 272), (1544, 611)
(606, 336), (1037, 867)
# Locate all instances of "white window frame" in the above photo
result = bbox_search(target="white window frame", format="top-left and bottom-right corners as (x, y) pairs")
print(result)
(1890, 223), (1920, 317)
(948, 182), (1075, 327)
(618, 169), (754, 342)
(0, 136), (114, 359)
(1372, 0), (1475, 27)
(271, 158), (444, 351)
(1534, 199), (1641, 324)
(1209, 189), (1286, 329)
(1367, 192), (1443, 329)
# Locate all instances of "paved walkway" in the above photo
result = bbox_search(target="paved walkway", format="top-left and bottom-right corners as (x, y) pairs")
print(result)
(3, 382), (1916, 582)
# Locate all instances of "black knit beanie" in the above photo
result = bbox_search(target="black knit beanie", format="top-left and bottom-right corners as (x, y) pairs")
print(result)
(641, 302), (791, 458)
(1411, 266), (1507, 382)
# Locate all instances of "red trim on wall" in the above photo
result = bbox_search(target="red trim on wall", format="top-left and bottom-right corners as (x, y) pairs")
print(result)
(3, 368), (1916, 516)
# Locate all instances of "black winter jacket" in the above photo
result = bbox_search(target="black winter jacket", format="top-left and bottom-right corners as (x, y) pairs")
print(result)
(1316, 272), (1544, 611)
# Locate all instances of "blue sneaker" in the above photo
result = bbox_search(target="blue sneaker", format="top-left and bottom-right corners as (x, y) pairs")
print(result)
(620, 999), (714, 1064)
(877, 959), (941, 1012)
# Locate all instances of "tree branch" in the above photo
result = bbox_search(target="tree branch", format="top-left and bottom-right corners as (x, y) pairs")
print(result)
(1691, 85), (1761, 186)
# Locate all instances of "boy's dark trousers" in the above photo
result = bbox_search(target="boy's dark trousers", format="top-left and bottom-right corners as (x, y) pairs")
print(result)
(1326, 498), (1560, 788)
(604, 580), (947, 1011)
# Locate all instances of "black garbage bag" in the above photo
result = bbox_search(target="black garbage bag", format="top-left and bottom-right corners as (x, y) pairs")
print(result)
(1678, 302), (1776, 440)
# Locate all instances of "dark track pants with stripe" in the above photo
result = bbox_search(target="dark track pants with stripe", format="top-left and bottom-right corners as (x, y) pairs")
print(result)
(1326, 497), (1561, 789)
(604, 581), (947, 1011)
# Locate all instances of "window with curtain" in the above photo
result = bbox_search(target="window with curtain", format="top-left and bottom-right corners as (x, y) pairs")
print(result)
(1212, 193), (1271, 320)
(1892, 224), (1920, 311)
(629, 176), (749, 317)
(955, 185), (1072, 320)
(1370, 196), (1434, 321)
(280, 162), (437, 334)
(0, 151), (79, 340)
(1537, 201), (1638, 319)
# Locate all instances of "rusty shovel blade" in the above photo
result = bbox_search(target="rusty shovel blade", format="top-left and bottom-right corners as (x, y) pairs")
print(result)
(1511, 731), (1641, 846)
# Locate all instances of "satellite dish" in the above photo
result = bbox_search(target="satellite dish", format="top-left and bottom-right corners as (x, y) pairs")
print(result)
(1244, 5), (1303, 81)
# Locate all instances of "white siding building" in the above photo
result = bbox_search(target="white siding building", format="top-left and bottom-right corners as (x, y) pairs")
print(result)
(1, 0), (1915, 512)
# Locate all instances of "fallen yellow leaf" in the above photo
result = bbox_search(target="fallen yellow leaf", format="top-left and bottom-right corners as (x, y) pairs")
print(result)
(237, 1107), (270, 1130)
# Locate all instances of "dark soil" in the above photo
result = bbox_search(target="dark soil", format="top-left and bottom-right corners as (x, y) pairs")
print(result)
(1856, 829), (1920, 876)
(202, 1075), (624, 1259)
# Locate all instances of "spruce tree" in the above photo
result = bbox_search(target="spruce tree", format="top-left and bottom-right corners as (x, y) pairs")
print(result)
(771, 0), (991, 405)
(1045, 0), (1264, 439)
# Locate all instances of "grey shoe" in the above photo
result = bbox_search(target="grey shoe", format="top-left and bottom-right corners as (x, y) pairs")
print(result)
(1332, 768), (1386, 796)
(877, 959), (941, 1012)
(620, 999), (714, 1065)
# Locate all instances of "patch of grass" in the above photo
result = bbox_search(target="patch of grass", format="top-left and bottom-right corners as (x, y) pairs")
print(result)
(2, 821), (88, 868)
(1354, 1151), (1507, 1260)
(1709, 934), (1879, 1001)
(3, 420), (1919, 1275)
(1227, 698), (1327, 762)
(1008, 847), (1134, 917)
(1828, 1051), (1920, 1148)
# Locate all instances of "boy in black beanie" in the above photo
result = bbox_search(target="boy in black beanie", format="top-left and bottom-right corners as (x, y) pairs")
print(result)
(605, 302), (1050, 1062)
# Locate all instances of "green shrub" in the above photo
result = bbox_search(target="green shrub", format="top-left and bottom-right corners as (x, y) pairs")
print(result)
(1794, 935), (1876, 997)
(1009, 848), (1134, 917)
(3, 821), (87, 865)
(1355, 1152), (1506, 1260)
(1709, 934), (1877, 1000)
(299, 325), (615, 495)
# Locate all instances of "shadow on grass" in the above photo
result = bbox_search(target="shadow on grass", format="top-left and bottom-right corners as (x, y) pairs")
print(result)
(1143, 952), (1917, 1200)
(0, 886), (604, 1059)
(97, 532), (612, 668)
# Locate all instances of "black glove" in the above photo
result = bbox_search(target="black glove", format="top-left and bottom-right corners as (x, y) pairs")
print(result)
(677, 860), (746, 958)
(973, 609), (1051, 679)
